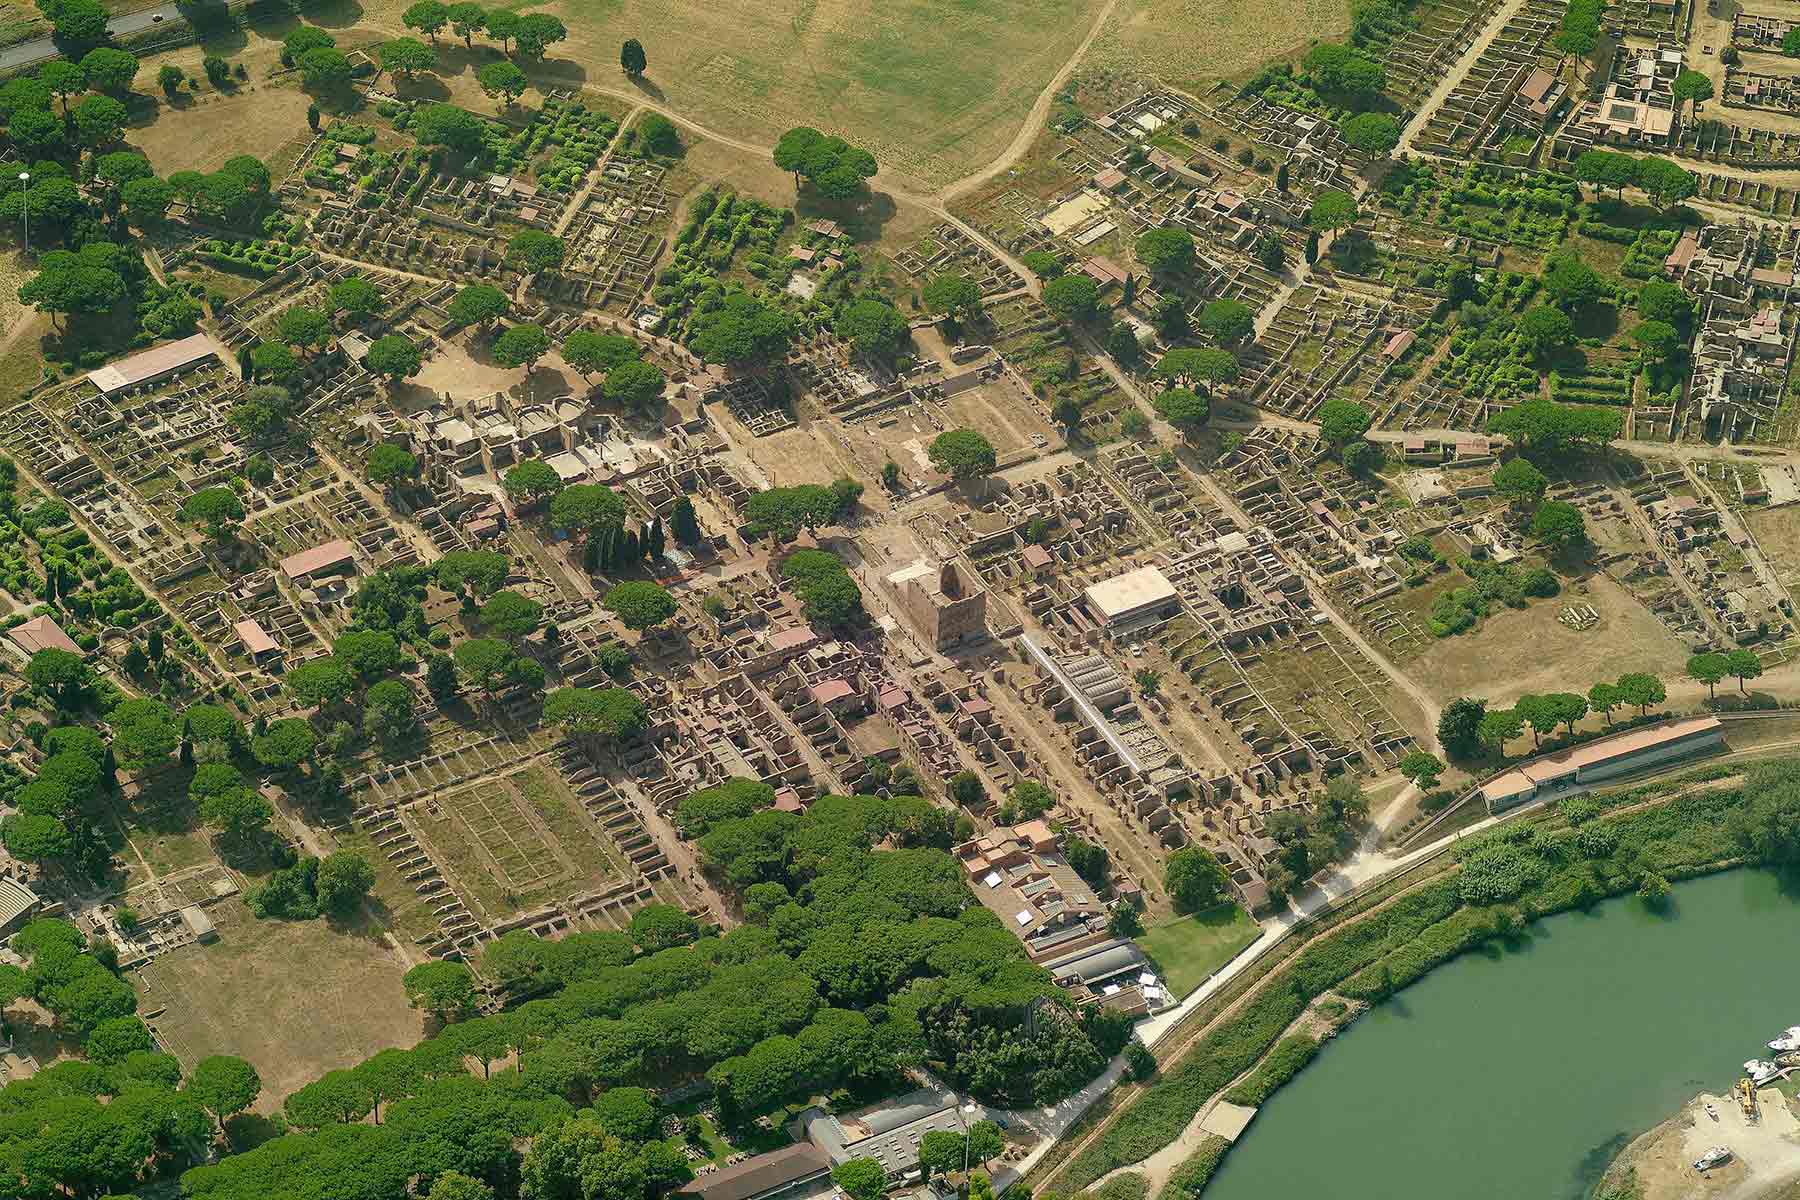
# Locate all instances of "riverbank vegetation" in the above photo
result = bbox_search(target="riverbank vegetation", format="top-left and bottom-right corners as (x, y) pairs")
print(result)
(1221, 1035), (1319, 1107)
(1085, 1173), (1149, 1200)
(1154, 1136), (1231, 1200)
(1047, 759), (1800, 1195)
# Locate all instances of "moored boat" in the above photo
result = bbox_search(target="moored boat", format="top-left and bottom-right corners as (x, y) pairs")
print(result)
(1745, 1059), (1782, 1086)
(1693, 1146), (1733, 1171)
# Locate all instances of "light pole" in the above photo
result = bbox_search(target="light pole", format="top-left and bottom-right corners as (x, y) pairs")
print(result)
(17, 171), (28, 254)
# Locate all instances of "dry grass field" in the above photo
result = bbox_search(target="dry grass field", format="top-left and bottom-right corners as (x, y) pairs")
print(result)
(571, 0), (1100, 186)
(664, 136), (939, 251)
(1404, 572), (1690, 706)
(136, 901), (423, 1109)
(352, 0), (1107, 188)
(106, 0), (1345, 235)
(0, 248), (43, 398)
(1084, 0), (1349, 94)
(130, 82), (316, 176)
(1745, 507), (1800, 592)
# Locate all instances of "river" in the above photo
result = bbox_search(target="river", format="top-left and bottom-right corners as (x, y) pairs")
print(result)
(1202, 869), (1800, 1200)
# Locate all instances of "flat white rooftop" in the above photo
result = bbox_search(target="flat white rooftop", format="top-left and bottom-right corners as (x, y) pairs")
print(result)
(1085, 565), (1177, 624)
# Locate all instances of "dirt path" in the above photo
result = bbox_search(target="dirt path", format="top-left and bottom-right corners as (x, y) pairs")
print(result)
(939, 0), (1122, 203)
(1394, 0), (1533, 156)
(503, 0), (1118, 214)
(1251, 264), (1307, 341)
(1087, 1097), (1231, 1196)
(0, 298), (44, 370)
(1180, 462), (1443, 751)
(552, 103), (644, 237)
(317, 249), (456, 290)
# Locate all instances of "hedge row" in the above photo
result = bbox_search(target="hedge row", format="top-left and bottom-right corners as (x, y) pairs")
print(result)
(1551, 388), (1632, 406)
(1222, 1034), (1321, 1106)
(1575, 219), (1638, 245)
(201, 238), (304, 277)
(1550, 372), (1630, 394)
(1339, 903), (1516, 1000)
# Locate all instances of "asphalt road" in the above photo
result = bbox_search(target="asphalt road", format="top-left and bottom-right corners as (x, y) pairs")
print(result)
(0, 2), (181, 72)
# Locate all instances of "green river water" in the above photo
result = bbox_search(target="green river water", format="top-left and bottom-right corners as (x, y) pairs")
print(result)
(1202, 868), (1800, 1200)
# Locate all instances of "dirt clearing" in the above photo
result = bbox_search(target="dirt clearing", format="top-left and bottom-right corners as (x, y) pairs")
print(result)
(1403, 572), (1689, 705)
(136, 900), (422, 1109)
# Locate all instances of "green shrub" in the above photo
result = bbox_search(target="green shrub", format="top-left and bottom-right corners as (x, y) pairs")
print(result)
(1154, 1137), (1232, 1200)
(1222, 1034), (1320, 1105)
(1339, 904), (1523, 1000)
(1559, 795), (1601, 825)
(1083, 1173), (1149, 1200)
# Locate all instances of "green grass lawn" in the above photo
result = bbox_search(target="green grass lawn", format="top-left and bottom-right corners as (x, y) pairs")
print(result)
(1138, 903), (1261, 999)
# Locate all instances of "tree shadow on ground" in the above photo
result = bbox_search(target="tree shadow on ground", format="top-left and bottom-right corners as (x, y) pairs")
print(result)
(130, 94), (187, 127)
(1705, 689), (1782, 713)
(431, 695), (484, 729)
(223, 1113), (283, 1152)
(198, 22), (251, 55)
(318, 84), (367, 117)
(5, 1008), (77, 1064)
(373, 727), (430, 764)
(389, 379), (441, 411)
(120, 766), (199, 837)
(626, 73), (666, 104)
(1326, 233), (1380, 275)
(216, 832), (285, 877)
(240, 0), (299, 30)
(323, 899), (396, 948)
(508, 365), (575, 403)
(431, 43), (500, 77)
(528, 55), (587, 87)
(462, 332), (506, 369)
(806, 189), (900, 245)
(37, 309), (139, 369)
(303, 0), (365, 29)
(1570, 300), (1618, 340)
(392, 74), (450, 102)
(1548, 345), (1588, 374)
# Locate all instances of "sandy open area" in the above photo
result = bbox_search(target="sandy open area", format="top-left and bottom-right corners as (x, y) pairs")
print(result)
(1606, 1091), (1800, 1200)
